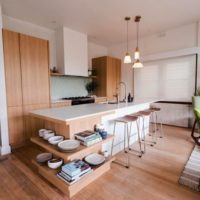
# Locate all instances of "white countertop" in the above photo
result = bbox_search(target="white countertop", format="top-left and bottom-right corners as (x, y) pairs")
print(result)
(30, 98), (157, 122)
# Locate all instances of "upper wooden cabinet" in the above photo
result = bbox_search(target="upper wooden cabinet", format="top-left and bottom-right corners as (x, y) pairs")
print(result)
(3, 30), (22, 107)
(20, 34), (50, 105)
(92, 56), (121, 99)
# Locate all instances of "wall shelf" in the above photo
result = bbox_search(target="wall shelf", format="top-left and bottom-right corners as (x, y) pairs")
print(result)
(50, 72), (97, 79)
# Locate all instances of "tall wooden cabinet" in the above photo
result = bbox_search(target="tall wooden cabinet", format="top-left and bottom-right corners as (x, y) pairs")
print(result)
(3, 29), (50, 147)
(92, 56), (121, 100)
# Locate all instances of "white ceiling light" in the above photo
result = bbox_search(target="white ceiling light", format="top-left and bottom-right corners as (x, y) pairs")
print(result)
(124, 17), (132, 64)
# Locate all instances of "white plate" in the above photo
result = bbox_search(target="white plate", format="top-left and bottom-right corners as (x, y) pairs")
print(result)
(48, 136), (64, 145)
(85, 153), (105, 166)
(58, 140), (80, 151)
(36, 153), (52, 163)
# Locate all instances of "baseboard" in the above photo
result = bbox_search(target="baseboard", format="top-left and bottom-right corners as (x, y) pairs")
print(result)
(0, 145), (11, 155)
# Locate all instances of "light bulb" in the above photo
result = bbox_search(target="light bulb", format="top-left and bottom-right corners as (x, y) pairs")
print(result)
(134, 47), (140, 59)
(124, 53), (132, 64)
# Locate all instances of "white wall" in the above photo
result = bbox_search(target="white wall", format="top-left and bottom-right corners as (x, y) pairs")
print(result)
(108, 22), (200, 95)
(88, 42), (108, 69)
(0, 5), (11, 155)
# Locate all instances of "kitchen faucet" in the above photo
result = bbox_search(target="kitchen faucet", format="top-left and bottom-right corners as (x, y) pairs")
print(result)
(116, 82), (127, 103)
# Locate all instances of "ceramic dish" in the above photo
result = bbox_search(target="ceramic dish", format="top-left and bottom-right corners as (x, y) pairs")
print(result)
(84, 153), (105, 166)
(36, 153), (52, 163)
(47, 158), (63, 169)
(48, 136), (64, 145)
(58, 140), (80, 151)
(43, 131), (55, 140)
(38, 129), (47, 137)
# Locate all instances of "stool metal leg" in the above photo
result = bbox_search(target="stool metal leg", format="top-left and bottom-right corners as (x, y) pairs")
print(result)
(152, 112), (157, 144)
(156, 111), (164, 138)
(142, 116), (146, 153)
(124, 123), (127, 153)
(111, 121), (117, 156)
(136, 120), (142, 157)
(127, 122), (132, 151)
(111, 121), (129, 168)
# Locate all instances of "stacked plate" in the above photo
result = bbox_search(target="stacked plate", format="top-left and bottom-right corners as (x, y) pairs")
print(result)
(58, 140), (80, 152)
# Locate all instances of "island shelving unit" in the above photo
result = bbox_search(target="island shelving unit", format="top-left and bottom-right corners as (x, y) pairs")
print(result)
(29, 100), (155, 198)
(30, 108), (116, 198)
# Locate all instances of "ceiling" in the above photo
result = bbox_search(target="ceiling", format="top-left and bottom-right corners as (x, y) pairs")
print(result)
(1, 0), (200, 46)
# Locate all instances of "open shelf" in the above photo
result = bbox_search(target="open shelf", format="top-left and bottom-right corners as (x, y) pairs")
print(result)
(50, 72), (96, 79)
(32, 156), (115, 198)
(31, 135), (114, 162)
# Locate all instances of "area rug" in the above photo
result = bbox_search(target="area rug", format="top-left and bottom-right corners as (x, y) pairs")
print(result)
(179, 145), (200, 192)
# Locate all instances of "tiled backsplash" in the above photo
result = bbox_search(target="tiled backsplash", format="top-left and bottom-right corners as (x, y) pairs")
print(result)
(50, 76), (91, 100)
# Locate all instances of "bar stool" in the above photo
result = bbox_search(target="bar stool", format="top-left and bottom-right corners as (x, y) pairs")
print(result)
(149, 107), (164, 138)
(111, 115), (142, 168)
(129, 110), (156, 154)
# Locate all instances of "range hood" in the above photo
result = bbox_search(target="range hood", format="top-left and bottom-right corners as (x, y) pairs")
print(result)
(56, 26), (88, 77)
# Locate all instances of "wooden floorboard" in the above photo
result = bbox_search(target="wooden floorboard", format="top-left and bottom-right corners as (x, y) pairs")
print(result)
(0, 125), (199, 200)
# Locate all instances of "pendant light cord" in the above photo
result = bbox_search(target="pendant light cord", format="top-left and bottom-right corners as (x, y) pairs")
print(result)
(136, 21), (139, 48)
(127, 19), (129, 52)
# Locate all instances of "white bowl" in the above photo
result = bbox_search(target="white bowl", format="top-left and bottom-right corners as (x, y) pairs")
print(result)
(48, 136), (64, 145)
(58, 140), (80, 151)
(43, 131), (55, 140)
(38, 129), (47, 137)
(48, 158), (63, 169)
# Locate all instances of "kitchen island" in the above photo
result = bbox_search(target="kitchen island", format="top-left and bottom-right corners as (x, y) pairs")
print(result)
(29, 98), (156, 198)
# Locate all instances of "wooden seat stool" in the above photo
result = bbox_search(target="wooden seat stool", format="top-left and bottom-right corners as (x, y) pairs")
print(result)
(111, 115), (142, 168)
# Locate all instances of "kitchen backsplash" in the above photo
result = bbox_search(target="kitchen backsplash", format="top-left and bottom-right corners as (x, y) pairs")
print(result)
(51, 76), (90, 100)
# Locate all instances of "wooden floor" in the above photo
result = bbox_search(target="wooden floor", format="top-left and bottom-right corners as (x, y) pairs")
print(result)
(0, 126), (200, 200)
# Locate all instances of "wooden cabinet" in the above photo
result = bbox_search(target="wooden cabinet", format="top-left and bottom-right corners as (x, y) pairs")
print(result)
(92, 56), (121, 100)
(7, 106), (24, 146)
(3, 29), (50, 147)
(20, 34), (50, 105)
(95, 97), (107, 103)
(3, 30), (22, 107)
(51, 101), (71, 108)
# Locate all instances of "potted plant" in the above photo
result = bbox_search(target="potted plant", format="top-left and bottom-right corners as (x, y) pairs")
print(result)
(85, 81), (97, 96)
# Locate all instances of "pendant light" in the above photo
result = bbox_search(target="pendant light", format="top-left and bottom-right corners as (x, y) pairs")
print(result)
(133, 15), (143, 68)
(124, 17), (132, 64)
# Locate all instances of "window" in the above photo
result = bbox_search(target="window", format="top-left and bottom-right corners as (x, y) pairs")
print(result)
(134, 55), (196, 101)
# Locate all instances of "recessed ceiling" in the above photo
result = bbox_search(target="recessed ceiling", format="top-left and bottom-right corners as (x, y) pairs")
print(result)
(1, 0), (200, 46)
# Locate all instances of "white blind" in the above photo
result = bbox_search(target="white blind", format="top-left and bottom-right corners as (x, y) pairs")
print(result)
(134, 55), (196, 101)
